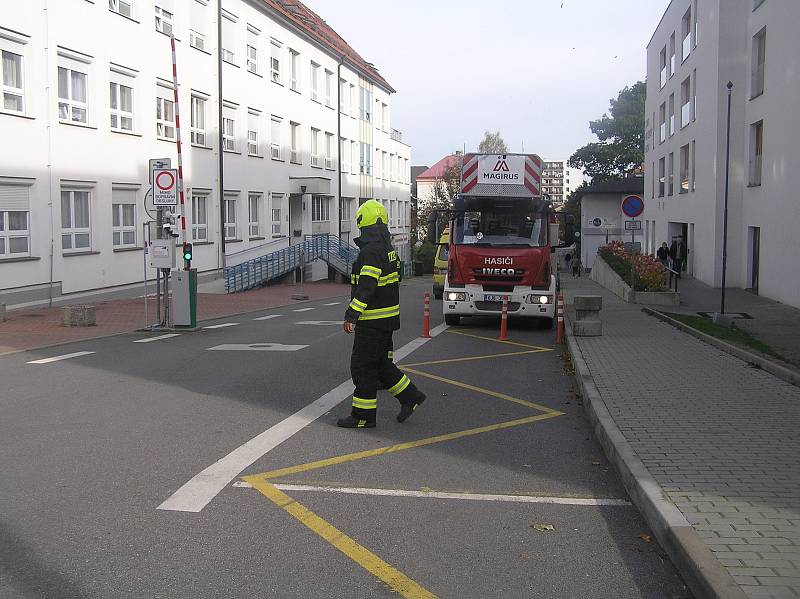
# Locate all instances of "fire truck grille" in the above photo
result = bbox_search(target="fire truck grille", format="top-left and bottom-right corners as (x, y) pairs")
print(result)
(481, 284), (515, 293)
(473, 276), (524, 284)
(475, 301), (521, 312)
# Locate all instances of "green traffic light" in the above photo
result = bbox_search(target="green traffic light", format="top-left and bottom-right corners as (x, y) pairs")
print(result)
(182, 243), (192, 261)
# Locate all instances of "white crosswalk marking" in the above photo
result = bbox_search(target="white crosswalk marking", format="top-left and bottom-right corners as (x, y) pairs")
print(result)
(293, 307), (315, 312)
(253, 315), (281, 321)
(203, 323), (239, 329)
(133, 334), (181, 343)
(27, 351), (95, 365)
(324, 302), (341, 306)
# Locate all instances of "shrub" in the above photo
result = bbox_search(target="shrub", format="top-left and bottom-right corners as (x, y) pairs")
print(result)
(598, 240), (667, 292)
(412, 241), (437, 274)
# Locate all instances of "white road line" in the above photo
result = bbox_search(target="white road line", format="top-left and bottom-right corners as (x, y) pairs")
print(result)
(296, 321), (340, 326)
(266, 484), (633, 507)
(253, 314), (281, 321)
(207, 343), (308, 352)
(27, 351), (95, 365)
(203, 323), (239, 329)
(292, 307), (315, 312)
(324, 302), (341, 306)
(158, 322), (448, 513)
(133, 334), (181, 343)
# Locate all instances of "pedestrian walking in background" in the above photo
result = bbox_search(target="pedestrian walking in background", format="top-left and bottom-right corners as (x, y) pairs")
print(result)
(657, 242), (670, 267)
(669, 235), (687, 277)
(338, 200), (426, 429)
(571, 254), (582, 277)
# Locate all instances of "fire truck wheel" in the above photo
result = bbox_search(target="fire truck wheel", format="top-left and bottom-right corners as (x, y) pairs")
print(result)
(445, 314), (461, 326)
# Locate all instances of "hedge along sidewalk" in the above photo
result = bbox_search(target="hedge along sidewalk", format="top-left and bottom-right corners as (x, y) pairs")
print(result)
(561, 275), (800, 599)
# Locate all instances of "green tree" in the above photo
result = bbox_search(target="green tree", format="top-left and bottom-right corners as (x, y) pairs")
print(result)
(418, 164), (460, 242)
(478, 131), (509, 154)
(569, 81), (645, 181)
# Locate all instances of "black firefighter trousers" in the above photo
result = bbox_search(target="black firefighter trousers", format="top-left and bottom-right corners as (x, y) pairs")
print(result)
(350, 325), (420, 422)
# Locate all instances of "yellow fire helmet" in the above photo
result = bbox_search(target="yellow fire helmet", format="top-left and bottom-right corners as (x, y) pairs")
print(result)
(355, 199), (388, 229)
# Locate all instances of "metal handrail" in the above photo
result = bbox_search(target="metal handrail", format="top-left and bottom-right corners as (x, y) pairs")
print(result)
(224, 234), (357, 293)
(665, 265), (680, 292)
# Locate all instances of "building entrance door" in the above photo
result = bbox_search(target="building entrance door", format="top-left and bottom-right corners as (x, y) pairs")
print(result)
(289, 194), (303, 245)
(749, 226), (760, 294)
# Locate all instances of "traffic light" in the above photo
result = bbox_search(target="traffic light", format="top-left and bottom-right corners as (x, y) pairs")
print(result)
(182, 242), (193, 268)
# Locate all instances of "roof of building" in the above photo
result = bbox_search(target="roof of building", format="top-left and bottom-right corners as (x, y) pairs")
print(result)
(577, 176), (644, 197)
(415, 155), (462, 180)
(264, 0), (394, 93)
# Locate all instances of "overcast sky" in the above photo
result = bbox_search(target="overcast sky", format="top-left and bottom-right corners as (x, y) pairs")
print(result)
(302, 0), (668, 167)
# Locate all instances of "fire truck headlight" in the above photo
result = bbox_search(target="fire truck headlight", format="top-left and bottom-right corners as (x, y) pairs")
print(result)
(447, 292), (466, 302)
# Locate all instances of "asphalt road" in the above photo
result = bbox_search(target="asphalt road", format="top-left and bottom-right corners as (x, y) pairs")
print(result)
(0, 277), (690, 598)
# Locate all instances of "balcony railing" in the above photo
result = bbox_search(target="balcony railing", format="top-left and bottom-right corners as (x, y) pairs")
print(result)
(390, 128), (403, 142)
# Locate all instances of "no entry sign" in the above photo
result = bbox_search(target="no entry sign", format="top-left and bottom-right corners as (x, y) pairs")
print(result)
(621, 195), (644, 218)
(153, 169), (178, 206)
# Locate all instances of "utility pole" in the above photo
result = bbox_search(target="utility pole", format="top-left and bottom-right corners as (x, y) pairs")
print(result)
(718, 81), (733, 320)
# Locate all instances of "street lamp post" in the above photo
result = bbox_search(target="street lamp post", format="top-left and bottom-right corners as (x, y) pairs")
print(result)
(718, 81), (734, 320)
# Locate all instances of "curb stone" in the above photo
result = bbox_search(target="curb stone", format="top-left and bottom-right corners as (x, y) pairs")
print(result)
(564, 312), (748, 599)
(642, 307), (800, 389)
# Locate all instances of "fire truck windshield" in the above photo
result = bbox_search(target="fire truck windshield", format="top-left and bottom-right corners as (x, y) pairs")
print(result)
(453, 211), (547, 247)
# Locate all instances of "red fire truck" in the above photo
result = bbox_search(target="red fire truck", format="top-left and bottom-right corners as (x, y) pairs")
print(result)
(439, 153), (561, 327)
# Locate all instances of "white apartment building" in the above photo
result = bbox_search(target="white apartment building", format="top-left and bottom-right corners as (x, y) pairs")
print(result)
(643, 0), (799, 309)
(0, 0), (411, 304)
(541, 159), (584, 207)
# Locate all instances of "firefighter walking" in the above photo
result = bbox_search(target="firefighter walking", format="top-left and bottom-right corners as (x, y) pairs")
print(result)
(338, 200), (426, 429)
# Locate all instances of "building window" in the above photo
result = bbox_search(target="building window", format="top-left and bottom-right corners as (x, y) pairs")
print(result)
(359, 86), (372, 122)
(246, 27), (259, 75)
(290, 121), (300, 164)
(270, 116), (282, 159)
(668, 93), (675, 136)
(224, 196), (237, 240)
(61, 189), (91, 251)
(340, 137), (348, 172)
(312, 196), (330, 222)
(290, 49), (299, 91)
(324, 69), (333, 107)
(659, 102), (666, 143)
(110, 82), (133, 131)
(382, 151), (388, 180)
(248, 193), (261, 237)
(682, 7), (692, 61)
(349, 83), (356, 118)
(222, 105), (236, 151)
(190, 29), (206, 51)
(109, 0), (133, 18)
(691, 140), (696, 191)
(374, 148), (381, 179)
(749, 120), (763, 186)
(679, 144), (689, 193)
(340, 197), (352, 221)
(339, 78), (347, 114)
(382, 103), (389, 131)
(221, 14), (236, 64)
(0, 185), (31, 257)
(271, 193), (283, 235)
(360, 142), (372, 175)
(751, 27), (766, 99)
(2, 50), (24, 113)
(156, 94), (175, 140)
(668, 153), (674, 195)
(155, 5), (174, 36)
(310, 127), (320, 167)
(324, 132), (334, 169)
(191, 193), (207, 241)
(658, 157), (665, 197)
(680, 76), (692, 127)
(247, 109), (260, 156)
(270, 40), (281, 84)
(190, 95), (206, 145)
(669, 33), (676, 76)
(112, 196), (136, 248)
(58, 66), (88, 123)
(651, 162), (655, 198)
(659, 46), (667, 88)
(310, 61), (319, 101)
(351, 141), (358, 175)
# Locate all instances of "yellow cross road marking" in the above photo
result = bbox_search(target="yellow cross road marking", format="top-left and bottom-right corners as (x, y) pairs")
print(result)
(245, 477), (439, 599)
(445, 329), (552, 351)
(402, 348), (549, 368)
(403, 367), (562, 414)
(247, 413), (562, 482)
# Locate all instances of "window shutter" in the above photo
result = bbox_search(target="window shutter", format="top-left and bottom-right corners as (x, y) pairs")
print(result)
(0, 186), (30, 211)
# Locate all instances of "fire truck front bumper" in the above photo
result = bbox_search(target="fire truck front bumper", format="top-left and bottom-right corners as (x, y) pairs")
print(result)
(442, 287), (555, 319)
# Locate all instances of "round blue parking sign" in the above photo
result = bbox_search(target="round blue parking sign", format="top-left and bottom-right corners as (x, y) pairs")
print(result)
(621, 195), (644, 218)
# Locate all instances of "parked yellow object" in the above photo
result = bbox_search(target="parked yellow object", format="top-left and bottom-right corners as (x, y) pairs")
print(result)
(432, 228), (449, 299)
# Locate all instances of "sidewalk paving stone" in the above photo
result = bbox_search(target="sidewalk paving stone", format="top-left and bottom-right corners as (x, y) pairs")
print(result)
(562, 275), (800, 599)
(0, 280), (348, 354)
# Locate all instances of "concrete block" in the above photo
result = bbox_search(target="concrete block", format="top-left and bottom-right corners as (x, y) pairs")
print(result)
(573, 320), (602, 336)
(574, 295), (603, 311)
(62, 305), (96, 327)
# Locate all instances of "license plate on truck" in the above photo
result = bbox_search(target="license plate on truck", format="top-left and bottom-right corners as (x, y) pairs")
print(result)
(484, 294), (503, 302)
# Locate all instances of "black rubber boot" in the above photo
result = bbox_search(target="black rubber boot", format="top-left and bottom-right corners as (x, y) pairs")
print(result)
(337, 415), (376, 428)
(397, 391), (426, 423)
